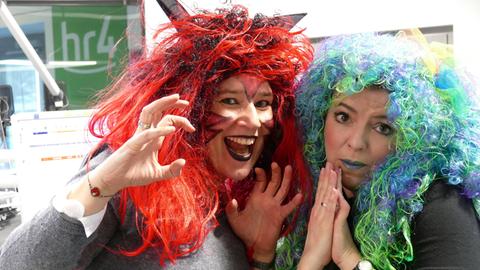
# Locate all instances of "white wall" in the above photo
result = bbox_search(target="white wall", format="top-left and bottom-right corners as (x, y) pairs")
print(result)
(146, 0), (480, 77)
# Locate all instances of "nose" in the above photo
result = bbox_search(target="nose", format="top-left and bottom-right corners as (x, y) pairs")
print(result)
(237, 103), (261, 129)
(346, 127), (368, 151)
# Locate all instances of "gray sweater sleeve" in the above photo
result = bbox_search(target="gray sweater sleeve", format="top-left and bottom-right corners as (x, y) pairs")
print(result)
(0, 147), (119, 270)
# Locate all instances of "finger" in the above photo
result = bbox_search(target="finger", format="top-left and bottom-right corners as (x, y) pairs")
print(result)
(325, 162), (337, 189)
(265, 162), (282, 196)
(336, 167), (342, 191)
(138, 94), (180, 125)
(128, 126), (176, 151)
(142, 94), (187, 117)
(281, 193), (303, 218)
(319, 186), (339, 214)
(158, 115), (195, 132)
(225, 199), (239, 223)
(326, 169), (339, 205)
(155, 158), (186, 180)
(328, 167), (337, 190)
(325, 161), (332, 172)
(315, 167), (326, 203)
(275, 165), (292, 202)
(314, 168), (338, 212)
(138, 94), (189, 131)
(310, 186), (337, 226)
(317, 166), (332, 201)
(149, 100), (189, 128)
(321, 165), (337, 203)
(334, 189), (350, 221)
(253, 167), (268, 193)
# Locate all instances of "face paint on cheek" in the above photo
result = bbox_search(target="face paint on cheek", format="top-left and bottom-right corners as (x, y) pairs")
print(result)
(262, 119), (275, 131)
(203, 112), (234, 143)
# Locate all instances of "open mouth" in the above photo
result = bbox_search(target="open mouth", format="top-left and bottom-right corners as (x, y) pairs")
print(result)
(341, 159), (367, 171)
(224, 136), (256, 161)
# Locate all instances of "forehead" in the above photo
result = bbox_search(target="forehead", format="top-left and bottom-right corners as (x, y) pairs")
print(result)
(334, 87), (389, 113)
(217, 74), (272, 95)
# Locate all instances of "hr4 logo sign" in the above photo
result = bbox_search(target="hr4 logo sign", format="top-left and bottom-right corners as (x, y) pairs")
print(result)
(60, 16), (114, 74)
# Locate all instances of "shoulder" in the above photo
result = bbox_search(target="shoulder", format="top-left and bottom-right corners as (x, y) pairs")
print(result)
(420, 180), (476, 219)
(410, 180), (480, 267)
(415, 180), (479, 234)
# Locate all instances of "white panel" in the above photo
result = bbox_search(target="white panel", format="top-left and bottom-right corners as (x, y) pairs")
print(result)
(10, 110), (100, 222)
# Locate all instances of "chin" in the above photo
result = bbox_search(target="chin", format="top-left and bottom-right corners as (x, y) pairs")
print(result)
(342, 174), (366, 192)
(208, 138), (263, 182)
(223, 167), (252, 182)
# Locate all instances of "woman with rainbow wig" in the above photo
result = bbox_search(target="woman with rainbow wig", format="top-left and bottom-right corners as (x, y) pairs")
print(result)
(0, 3), (313, 269)
(292, 32), (480, 269)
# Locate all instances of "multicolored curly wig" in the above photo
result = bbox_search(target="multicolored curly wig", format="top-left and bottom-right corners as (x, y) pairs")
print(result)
(87, 4), (313, 265)
(294, 31), (480, 269)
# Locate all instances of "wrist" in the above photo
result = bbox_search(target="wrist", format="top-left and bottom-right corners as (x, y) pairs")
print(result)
(353, 259), (374, 270)
(250, 259), (275, 270)
(67, 174), (113, 216)
(251, 251), (275, 264)
(297, 255), (325, 270)
(250, 253), (275, 270)
(249, 248), (275, 270)
(337, 251), (361, 270)
(86, 171), (117, 198)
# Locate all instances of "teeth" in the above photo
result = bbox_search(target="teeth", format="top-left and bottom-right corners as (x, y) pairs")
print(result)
(226, 137), (255, 145)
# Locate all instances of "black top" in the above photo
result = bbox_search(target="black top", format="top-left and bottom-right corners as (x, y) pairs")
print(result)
(409, 181), (480, 269)
(325, 181), (480, 270)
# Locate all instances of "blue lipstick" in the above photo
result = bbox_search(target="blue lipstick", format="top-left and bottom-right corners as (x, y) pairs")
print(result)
(341, 159), (366, 170)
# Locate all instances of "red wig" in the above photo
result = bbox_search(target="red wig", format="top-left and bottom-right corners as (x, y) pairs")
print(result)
(88, 5), (313, 264)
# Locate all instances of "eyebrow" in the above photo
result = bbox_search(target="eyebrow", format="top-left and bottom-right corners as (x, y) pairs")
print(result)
(338, 102), (388, 119)
(338, 102), (357, 113)
(257, 91), (273, 97)
(216, 88), (242, 95)
(217, 88), (273, 97)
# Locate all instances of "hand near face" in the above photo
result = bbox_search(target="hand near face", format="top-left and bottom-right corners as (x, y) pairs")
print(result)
(226, 163), (303, 263)
(90, 94), (196, 195)
(298, 162), (339, 270)
(331, 170), (362, 270)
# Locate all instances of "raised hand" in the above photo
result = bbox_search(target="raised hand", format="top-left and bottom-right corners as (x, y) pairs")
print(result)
(68, 94), (195, 215)
(90, 94), (195, 195)
(298, 162), (339, 270)
(226, 162), (303, 263)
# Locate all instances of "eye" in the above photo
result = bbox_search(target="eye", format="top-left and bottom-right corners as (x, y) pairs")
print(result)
(374, 123), (395, 136)
(334, 112), (349, 123)
(219, 98), (238, 105)
(254, 100), (271, 108)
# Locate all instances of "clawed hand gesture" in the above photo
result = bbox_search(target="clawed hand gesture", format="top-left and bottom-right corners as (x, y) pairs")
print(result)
(90, 94), (195, 195)
(226, 162), (303, 263)
(298, 162), (361, 270)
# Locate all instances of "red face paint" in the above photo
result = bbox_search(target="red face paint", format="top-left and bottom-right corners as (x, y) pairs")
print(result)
(262, 118), (275, 130)
(203, 112), (234, 143)
(238, 74), (264, 101)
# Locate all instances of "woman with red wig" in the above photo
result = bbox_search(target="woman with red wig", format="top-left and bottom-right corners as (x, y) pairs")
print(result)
(0, 3), (313, 270)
